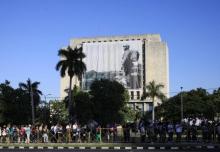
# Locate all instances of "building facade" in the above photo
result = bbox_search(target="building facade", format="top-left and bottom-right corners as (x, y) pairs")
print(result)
(60, 34), (169, 113)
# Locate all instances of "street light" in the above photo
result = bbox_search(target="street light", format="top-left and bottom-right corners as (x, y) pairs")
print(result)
(180, 87), (183, 121)
(42, 94), (52, 123)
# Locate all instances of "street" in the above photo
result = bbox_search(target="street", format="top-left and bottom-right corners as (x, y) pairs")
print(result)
(0, 149), (219, 152)
(0, 150), (218, 152)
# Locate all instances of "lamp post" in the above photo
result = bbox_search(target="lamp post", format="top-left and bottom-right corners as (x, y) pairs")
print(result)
(30, 82), (35, 125)
(180, 87), (183, 121)
(42, 94), (52, 123)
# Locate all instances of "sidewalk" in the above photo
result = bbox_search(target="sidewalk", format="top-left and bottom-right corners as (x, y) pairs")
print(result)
(0, 143), (220, 150)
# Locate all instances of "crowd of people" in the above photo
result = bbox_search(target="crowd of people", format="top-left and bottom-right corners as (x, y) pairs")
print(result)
(0, 118), (220, 144)
(133, 118), (220, 143)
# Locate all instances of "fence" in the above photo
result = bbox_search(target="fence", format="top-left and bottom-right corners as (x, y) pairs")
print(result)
(0, 126), (220, 144)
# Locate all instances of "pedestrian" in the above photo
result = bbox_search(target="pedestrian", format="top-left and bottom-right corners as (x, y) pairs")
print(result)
(175, 122), (183, 142)
(0, 126), (2, 143)
(217, 122), (220, 143)
(191, 120), (197, 142)
(66, 123), (72, 143)
(72, 122), (78, 142)
(2, 126), (7, 143)
(19, 125), (26, 143)
(50, 125), (56, 143)
(139, 120), (146, 143)
(167, 122), (174, 142)
(25, 125), (31, 144)
(42, 125), (49, 143)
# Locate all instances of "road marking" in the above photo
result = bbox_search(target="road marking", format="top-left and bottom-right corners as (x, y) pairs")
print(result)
(114, 147), (120, 149)
(148, 146), (155, 149)
(207, 146), (215, 149)
(171, 147), (179, 150)
(38, 146), (43, 149)
(9, 146), (14, 149)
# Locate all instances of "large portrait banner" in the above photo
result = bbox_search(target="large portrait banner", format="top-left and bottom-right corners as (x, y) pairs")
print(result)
(82, 40), (143, 90)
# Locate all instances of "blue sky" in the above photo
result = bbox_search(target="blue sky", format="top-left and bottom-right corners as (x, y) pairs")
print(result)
(0, 0), (220, 98)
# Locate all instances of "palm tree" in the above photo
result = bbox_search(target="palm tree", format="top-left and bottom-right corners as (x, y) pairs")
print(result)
(56, 46), (86, 122)
(19, 78), (42, 124)
(142, 80), (165, 122)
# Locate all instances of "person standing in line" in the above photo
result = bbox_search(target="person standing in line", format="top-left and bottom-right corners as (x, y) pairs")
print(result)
(42, 125), (49, 143)
(66, 123), (72, 143)
(175, 122), (183, 142)
(191, 120), (197, 142)
(167, 122), (174, 142)
(0, 126), (2, 143)
(217, 122), (220, 143)
(2, 126), (7, 143)
(25, 125), (31, 144)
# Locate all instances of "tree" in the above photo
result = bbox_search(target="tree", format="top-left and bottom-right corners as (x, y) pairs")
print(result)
(0, 80), (32, 124)
(36, 101), (50, 125)
(50, 100), (68, 125)
(74, 91), (93, 125)
(56, 46), (86, 122)
(142, 80), (165, 122)
(90, 79), (129, 126)
(156, 88), (215, 122)
(19, 78), (42, 124)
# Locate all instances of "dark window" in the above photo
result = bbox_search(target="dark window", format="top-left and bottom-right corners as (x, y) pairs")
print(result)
(131, 91), (134, 100)
(137, 91), (140, 99)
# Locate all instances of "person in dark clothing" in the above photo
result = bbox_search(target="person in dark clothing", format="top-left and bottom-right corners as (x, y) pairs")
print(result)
(123, 123), (130, 143)
(217, 122), (220, 143)
(167, 122), (174, 142)
(191, 121), (197, 142)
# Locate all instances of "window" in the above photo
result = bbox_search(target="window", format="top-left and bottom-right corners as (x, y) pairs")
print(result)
(131, 91), (134, 100)
(137, 91), (140, 99)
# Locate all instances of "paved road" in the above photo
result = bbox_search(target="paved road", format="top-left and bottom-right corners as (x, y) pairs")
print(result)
(0, 150), (219, 152)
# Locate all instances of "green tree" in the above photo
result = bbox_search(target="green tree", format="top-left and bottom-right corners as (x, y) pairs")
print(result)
(142, 80), (165, 122)
(0, 80), (16, 124)
(156, 88), (215, 121)
(50, 100), (68, 125)
(90, 79), (129, 126)
(56, 46), (86, 122)
(36, 101), (50, 125)
(75, 91), (93, 125)
(211, 88), (220, 115)
(0, 81), (32, 124)
(19, 78), (42, 124)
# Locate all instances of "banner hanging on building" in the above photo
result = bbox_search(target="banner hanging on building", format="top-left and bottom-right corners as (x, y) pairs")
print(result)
(82, 40), (143, 90)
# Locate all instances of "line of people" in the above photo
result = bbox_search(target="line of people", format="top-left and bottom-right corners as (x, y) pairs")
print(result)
(132, 118), (220, 143)
(0, 119), (220, 143)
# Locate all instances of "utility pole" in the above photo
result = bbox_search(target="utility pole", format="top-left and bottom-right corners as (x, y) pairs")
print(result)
(180, 86), (183, 121)
(30, 80), (35, 125)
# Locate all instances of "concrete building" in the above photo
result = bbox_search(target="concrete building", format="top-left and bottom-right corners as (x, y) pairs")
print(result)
(60, 34), (169, 113)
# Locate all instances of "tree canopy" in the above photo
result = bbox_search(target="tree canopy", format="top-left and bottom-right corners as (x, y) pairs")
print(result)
(156, 88), (220, 122)
(89, 79), (130, 126)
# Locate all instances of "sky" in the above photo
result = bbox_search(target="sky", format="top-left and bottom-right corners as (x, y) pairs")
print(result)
(0, 0), (220, 98)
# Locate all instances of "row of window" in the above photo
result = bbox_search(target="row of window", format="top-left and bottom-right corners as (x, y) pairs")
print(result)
(130, 91), (141, 100)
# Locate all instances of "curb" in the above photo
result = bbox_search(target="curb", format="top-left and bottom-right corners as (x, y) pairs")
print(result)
(0, 145), (219, 150)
